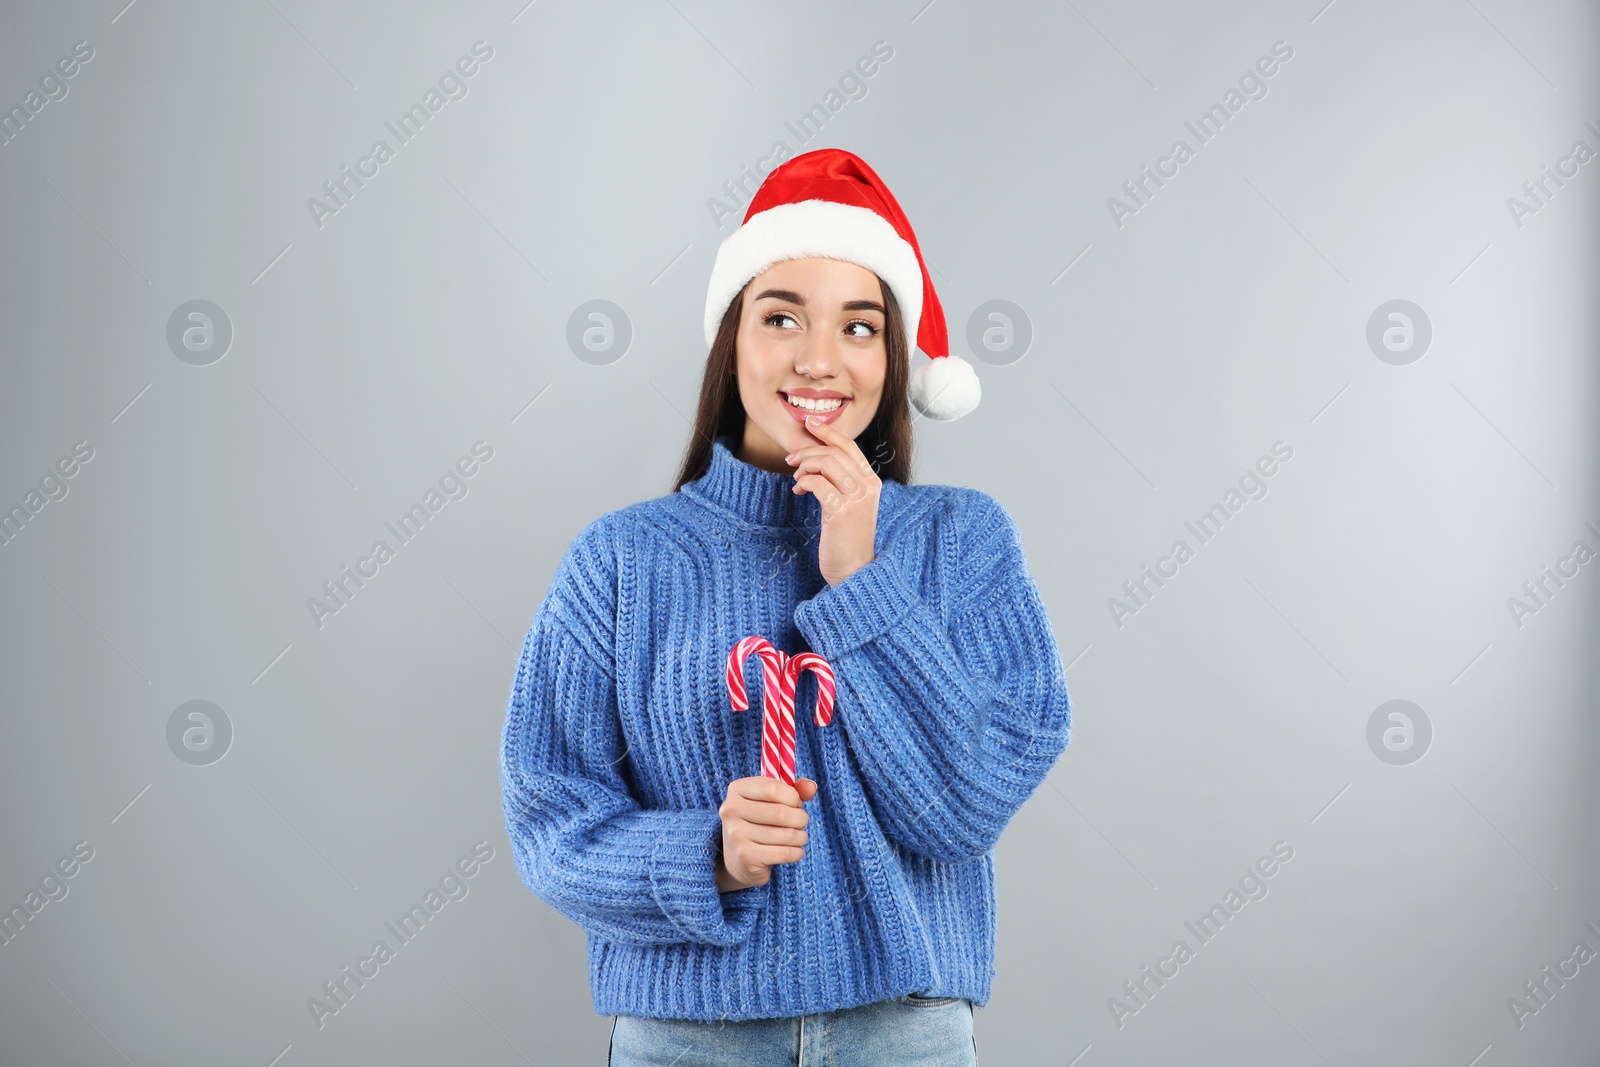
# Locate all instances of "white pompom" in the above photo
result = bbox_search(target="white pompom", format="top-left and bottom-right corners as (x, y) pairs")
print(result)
(909, 354), (982, 421)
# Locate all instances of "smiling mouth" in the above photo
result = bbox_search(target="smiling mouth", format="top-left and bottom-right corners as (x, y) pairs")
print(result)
(782, 393), (848, 413)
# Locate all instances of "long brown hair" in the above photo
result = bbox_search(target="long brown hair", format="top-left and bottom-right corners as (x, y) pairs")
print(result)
(671, 274), (914, 491)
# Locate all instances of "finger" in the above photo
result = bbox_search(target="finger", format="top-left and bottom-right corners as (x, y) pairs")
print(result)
(721, 798), (806, 834)
(792, 472), (834, 502)
(800, 416), (871, 468)
(724, 795), (799, 829)
(790, 453), (874, 500)
(743, 822), (808, 847)
(789, 459), (849, 502)
(794, 472), (848, 510)
(784, 435), (854, 458)
(743, 842), (807, 867)
(801, 414), (843, 444)
(742, 799), (809, 829)
(730, 776), (801, 807)
(790, 454), (876, 499)
(783, 444), (837, 467)
(725, 795), (808, 829)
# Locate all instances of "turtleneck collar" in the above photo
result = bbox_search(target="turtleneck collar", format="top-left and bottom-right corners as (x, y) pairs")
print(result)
(680, 434), (822, 530)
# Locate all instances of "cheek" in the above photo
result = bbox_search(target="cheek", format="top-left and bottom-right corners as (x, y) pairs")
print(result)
(853, 350), (888, 394)
(738, 332), (786, 384)
(734, 324), (759, 366)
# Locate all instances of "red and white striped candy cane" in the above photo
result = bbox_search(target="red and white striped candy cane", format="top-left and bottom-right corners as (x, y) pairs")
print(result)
(725, 636), (795, 785)
(784, 652), (836, 727)
(725, 637), (836, 786)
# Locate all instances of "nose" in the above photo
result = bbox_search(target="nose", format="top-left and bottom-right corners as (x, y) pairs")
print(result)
(794, 331), (842, 379)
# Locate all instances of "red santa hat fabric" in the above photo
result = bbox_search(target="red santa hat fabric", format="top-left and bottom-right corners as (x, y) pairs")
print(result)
(703, 147), (981, 421)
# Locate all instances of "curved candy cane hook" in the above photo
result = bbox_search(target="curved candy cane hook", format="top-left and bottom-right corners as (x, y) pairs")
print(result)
(784, 652), (836, 727)
(725, 635), (781, 712)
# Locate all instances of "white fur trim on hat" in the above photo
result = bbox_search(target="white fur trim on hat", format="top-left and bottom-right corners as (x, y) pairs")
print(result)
(704, 199), (924, 352)
(909, 353), (981, 421)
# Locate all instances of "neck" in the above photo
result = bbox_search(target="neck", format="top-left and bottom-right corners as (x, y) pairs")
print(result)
(735, 419), (790, 475)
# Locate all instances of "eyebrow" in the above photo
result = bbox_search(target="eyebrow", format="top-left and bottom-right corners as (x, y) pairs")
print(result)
(752, 288), (885, 314)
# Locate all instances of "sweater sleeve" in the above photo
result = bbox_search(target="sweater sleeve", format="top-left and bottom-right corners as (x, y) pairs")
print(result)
(500, 532), (772, 947)
(792, 488), (1072, 863)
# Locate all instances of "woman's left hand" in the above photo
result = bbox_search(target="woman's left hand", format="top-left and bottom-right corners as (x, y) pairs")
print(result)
(786, 416), (880, 587)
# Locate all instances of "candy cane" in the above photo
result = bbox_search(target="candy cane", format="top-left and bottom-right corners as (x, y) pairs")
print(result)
(785, 652), (836, 727)
(725, 637), (836, 786)
(725, 636), (795, 785)
(725, 636), (780, 713)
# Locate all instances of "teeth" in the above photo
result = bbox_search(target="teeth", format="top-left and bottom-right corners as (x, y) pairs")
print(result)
(785, 394), (845, 412)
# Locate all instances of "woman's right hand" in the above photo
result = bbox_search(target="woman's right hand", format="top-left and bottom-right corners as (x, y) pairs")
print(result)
(715, 776), (817, 892)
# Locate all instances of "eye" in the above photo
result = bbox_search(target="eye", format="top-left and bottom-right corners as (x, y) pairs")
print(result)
(844, 319), (879, 338)
(762, 311), (799, 329)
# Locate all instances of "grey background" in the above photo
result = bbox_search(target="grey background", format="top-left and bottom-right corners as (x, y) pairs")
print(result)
(2, 0), (1597, 1064)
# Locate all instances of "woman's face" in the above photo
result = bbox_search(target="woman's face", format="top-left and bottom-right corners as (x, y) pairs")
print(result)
(734, 256), (888, 469)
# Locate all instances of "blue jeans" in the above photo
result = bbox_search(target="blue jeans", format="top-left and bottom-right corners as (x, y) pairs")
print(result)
(608, 994), (978, 1066)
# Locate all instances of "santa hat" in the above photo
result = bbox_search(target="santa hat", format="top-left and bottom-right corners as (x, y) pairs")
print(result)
(703, 147), (981, 421)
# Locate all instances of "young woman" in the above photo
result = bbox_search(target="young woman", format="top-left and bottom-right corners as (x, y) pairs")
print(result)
(500, 148), (1072, 1066)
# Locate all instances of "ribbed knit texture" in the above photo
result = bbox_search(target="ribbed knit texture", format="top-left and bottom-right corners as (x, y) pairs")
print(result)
(499, 433), (1072, 1021)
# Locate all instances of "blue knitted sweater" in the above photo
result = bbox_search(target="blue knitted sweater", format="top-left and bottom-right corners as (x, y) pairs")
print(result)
(499, 433), (1072, 1021)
